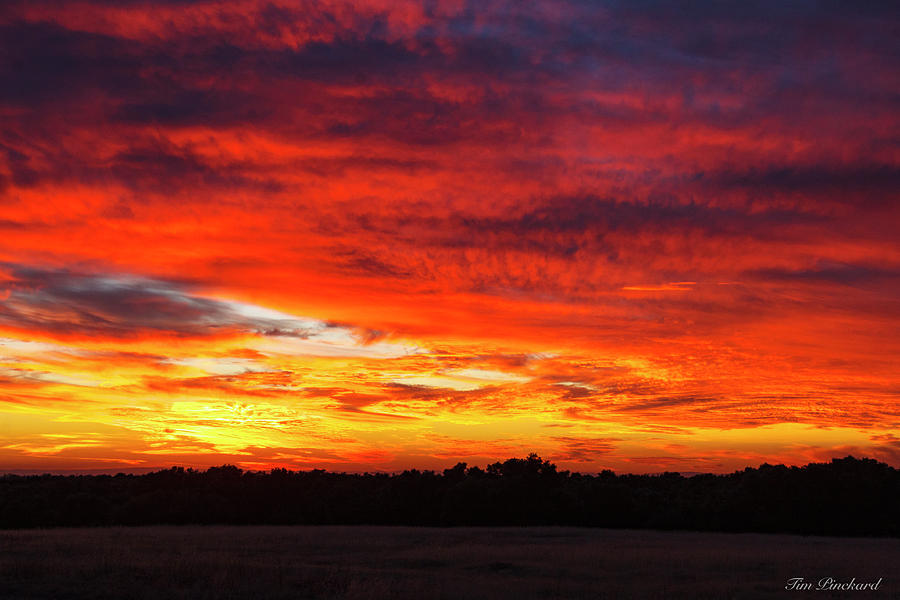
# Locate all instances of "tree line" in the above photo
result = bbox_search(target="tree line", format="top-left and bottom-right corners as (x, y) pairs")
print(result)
(1, 454), (898, 535)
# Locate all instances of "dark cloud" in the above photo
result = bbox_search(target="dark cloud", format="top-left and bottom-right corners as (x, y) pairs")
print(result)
(114, 89), (268, 127)
(107, 143), (285, 194)
(291, 156), (438, 178)
(456, 196), (824, 238)
(614, 395), (729, 412)
(0, 264), (322, 338)
(707, 164), (900, 204)
(142, 371), (296, 398)
(552, 384), (596, 400)
(749, 261), (900, 289)
(334, 250), (417, 279)
(2, 1), (895, 129)
(0, 138), (284, 194)
(327, 195), (830, 263)
(0, 21), (174, 108)
(549, 436), (619, 462)
(265, 38), (428, 83)
(380, 382), (497, 408)
(1, 0), (897, 203)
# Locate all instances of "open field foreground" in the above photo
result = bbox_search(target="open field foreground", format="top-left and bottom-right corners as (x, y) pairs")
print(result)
(1, 526), (897, 599)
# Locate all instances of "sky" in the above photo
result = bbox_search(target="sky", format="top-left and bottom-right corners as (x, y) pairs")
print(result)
(0, 0), (898, 474)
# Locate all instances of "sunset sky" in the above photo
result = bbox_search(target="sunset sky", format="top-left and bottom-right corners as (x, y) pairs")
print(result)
(1, 0), (898, 474)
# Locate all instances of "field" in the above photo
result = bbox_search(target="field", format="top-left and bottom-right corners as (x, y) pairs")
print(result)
(1, 526), (897, 599)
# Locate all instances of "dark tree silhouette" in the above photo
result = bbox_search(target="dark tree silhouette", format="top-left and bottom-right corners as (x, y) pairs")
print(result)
(1, 456), (898, 535)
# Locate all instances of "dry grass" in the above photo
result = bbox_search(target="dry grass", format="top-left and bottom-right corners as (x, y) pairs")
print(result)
(1, 526), (897, 599)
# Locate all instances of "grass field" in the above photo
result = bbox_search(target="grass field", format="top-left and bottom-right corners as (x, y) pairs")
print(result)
(1, 526), (897, 599)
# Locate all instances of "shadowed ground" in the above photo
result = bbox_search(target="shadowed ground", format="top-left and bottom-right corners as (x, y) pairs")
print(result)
(1, 526), (897, 599)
